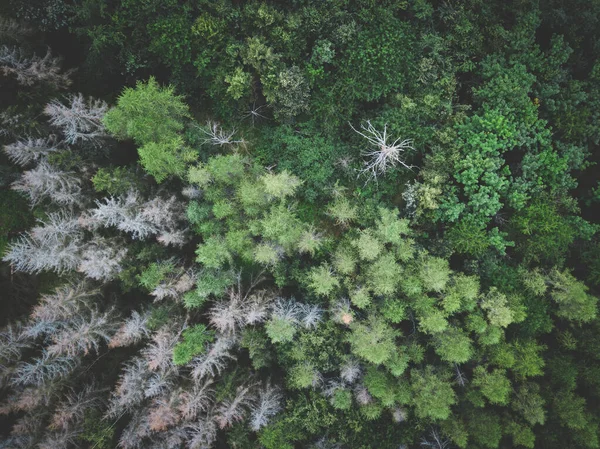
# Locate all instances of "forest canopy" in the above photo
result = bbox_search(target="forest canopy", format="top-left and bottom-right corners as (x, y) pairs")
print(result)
(1, 1), (600, 449)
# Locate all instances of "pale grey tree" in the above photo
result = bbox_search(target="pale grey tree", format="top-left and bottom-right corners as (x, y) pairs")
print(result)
(0, 46), (71, 88)
(249, 383), (282, 431)
(44, 94), (108, 144)
(109, 310), (151, 348)
(78, 238), (127, 281)
(46, 308), (117, 357)
(11, 160), (81, 205)
(191, 337), (236, 381)
(3, 137), (57, 166)
(350, 120), (414, 181)
(214, 383), (256, 429)
(12, 352), (77, 387)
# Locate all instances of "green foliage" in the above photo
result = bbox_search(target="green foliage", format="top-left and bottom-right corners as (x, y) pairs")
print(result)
(240, 328), (273, 369)
(103, 77), (189, 145)
(138, 136), (197, 183)
(173, 324), (215, 365)
(480, 287), (515, 328)
(467, 411), (503, 449)
(511, 341), (546, 379)
(196, 236), (231, 269)
(261, 170), (303, 200)
(419, 255), (450, 292)
(434, 328), (474, 364)
(352, 230), (383, 261)
(364, 367), (398, 407)
(256, 125), (341, 202)
(288, 362), (317, 389)
(79, 409), (114, 449)
(411, 367), (456, 420)
(266, 316), (297, 344)
(347, 315), (398, 365)
(472, 366), (512, 405)
(138, 261), (175, 291)
(307, 264), (339, 297)
(5, 3), (600, 448)
(327, 197), (358, 227)
(91, 166), (138, 195)
(365, 252), (402, 296)
(512, 382), (546, 426)
(187, 270), (234, 307)
(331, 388), (352, 410)
(548, 269), (598, 322)
(374, 207), (410, 245)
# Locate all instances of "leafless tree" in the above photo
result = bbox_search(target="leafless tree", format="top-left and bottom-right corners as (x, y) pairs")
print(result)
(214, 383), (256, 429)
(141, 196), (188, 246)
(270, 297), (302, 324)
(331, 298), (353, 325)
(244, 290), (273, 325)
(392, 407), (407, 423)
(350, 120), (414, 181)
(150, 425), (188, 449)
(298, 303), (323, 329)
(88, 191), (156, 239)
(353, 384), (373, 405)
(340, 358), (361, 384)
(140, 195), (184, 229)
(150, 268), (195, 302)
(107, 357), (149, 418)
(11, 160), (81, 206)
(148, 394), (181, 431)
(118, 410), (149, 448)
(38, 428), (82, 449)
(143, 329), (181, 373)
(13, 378), (65, 412)
(181, 185), (202, 199)
(46, 308), (117, 357)
(454, 363), (468, 387)
(240, 101), (269, 127)
(0, 109), (25, 138)
(321, 378), (345, 398)
(144, 370), (176, 400)
(118, 213), (159, 240)
(87, 195), (132, 228)
(78, 238), (127, 281)
(249, 383), (282, 431)
(198, 120), (246, 146)
(30, 283), (98, 324)
(191, 336), (236, 381)
(0, 323), (30, 369)
(30, 211), (81, 244)
(186, 418), (218, 449)
(0, 17), (33, 42)
(110, 310), (151, 348)
(209, 292), (247, 336)
(0, 46), (71, 88)
(178, 378), (214, 421)
(3, 137), (57, 166)
(312, 438), (343, 449)
(420, 429), (450, 449)
(3, 231), (81, 274)
(156, 229), (188, 247)
(49, 383), (105, 430)
(209, 272), (270, 334)
(44, 94), (108, 144)
(12, 352), (77, 387)
(8, 411), (48, 447)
